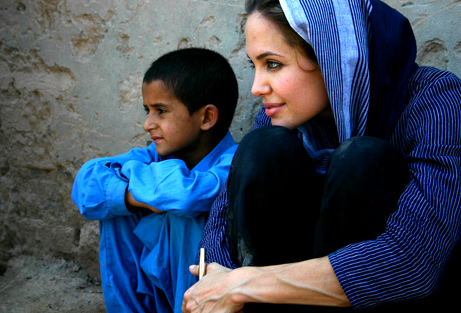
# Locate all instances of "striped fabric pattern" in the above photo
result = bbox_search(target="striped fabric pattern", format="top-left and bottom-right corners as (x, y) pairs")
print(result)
(280, 0), (371, 143)
(198, 67), (461, 309)
(330, 66), (461, 309)
(197, 182), (238, 270)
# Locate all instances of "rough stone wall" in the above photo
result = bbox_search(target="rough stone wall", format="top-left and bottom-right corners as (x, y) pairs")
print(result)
(0, 0), (460, 278)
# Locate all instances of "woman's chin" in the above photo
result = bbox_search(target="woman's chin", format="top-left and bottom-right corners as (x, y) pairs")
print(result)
(270, 119), (300, 130)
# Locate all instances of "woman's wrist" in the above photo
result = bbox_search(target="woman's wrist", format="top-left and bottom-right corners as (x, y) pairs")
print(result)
(226, 267), (263, 306)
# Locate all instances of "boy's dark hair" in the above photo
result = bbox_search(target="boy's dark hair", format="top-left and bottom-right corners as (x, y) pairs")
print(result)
(143, 48), (238, 136)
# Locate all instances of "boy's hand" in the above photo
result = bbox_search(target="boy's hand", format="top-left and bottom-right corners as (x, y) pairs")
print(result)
(125, 190), (163, 213)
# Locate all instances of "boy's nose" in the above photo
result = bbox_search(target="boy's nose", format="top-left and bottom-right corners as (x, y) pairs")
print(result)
(143, 115), (157, 132)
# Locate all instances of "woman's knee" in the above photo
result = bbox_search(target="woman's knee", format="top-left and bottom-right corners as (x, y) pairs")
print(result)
(326, 136), (410, 204)
(234, 126), (306, 167)
(329, 136), (408, 179)
(229, 126), (314, 184)
(315, 137), (410, 256)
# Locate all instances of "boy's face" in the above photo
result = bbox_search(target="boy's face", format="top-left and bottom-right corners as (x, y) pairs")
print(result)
(142, 80), (204, 159)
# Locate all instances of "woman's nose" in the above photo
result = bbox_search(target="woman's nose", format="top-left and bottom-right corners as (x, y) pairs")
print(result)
(251, 71), (270, 97)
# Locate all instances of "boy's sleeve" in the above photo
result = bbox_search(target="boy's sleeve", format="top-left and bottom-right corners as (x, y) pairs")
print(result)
(121, 145), (237, 219)
(71, 145), (159, 220)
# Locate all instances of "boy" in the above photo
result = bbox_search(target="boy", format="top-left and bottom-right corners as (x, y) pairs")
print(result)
(72, 48), (239, 313)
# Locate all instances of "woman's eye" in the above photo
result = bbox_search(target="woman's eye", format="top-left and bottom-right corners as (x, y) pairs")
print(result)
(267, 60), (281, 69)
(247, 58), (281, 70)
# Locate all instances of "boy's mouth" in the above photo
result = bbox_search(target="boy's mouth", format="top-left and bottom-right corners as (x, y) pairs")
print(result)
(150, 135), (163, 144)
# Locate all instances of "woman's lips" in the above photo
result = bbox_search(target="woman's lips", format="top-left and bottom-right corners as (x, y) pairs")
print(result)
(263, 102), (284, 117)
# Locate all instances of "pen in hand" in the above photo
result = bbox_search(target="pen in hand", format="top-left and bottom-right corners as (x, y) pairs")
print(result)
(198, 248), (206, 280)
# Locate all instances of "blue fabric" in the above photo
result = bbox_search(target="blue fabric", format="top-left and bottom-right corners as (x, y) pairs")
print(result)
(330, 66), (461, 309)
(280, 0), (371, 144)
(72, 131), (237, 312)
(197, 182), (238, 270)
(366, 0), (418, 140)
(199, 0), (461, 310)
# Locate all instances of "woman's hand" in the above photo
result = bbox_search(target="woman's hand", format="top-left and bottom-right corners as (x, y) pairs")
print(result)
(182, 263), (245, 313)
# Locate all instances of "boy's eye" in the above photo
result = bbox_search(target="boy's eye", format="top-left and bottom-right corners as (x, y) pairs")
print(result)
(247, 59), (255, 69)
(143, 105), (167, 115)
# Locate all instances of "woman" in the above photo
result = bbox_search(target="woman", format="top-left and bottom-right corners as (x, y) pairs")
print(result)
(182, 0), (461, 312)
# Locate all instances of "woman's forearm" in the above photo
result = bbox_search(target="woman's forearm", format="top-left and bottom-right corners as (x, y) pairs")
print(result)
(183, 256), (350, 312)
(230, 256), (350, 307)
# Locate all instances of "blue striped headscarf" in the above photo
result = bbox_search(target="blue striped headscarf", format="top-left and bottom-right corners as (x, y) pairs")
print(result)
(280, 0), (418, 172)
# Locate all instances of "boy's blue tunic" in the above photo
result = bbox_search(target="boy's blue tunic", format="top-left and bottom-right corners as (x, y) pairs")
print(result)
(72, 131), (237, 313)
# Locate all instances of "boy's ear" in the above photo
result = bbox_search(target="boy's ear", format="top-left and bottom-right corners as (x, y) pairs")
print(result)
(200, 104), (219, 131)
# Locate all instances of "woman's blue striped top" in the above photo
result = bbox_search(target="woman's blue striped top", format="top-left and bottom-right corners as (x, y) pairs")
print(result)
(198, 66), (461, 310)
(198, 0), (461, 308)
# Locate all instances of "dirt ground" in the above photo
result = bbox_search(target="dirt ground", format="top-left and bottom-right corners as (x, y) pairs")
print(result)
(0, 255), (106, 313)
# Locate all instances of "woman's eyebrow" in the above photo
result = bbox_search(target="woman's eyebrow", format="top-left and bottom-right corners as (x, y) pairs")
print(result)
(247, 51), (284, 61)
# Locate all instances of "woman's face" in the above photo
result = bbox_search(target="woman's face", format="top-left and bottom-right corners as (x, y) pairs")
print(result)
(245, 13), (331, 129)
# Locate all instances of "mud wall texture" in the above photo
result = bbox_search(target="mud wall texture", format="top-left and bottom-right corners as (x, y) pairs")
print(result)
(1, 0), (460, 278)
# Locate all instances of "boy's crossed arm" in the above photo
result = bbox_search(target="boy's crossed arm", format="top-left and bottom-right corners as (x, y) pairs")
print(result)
(125, 188), (163, 213)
